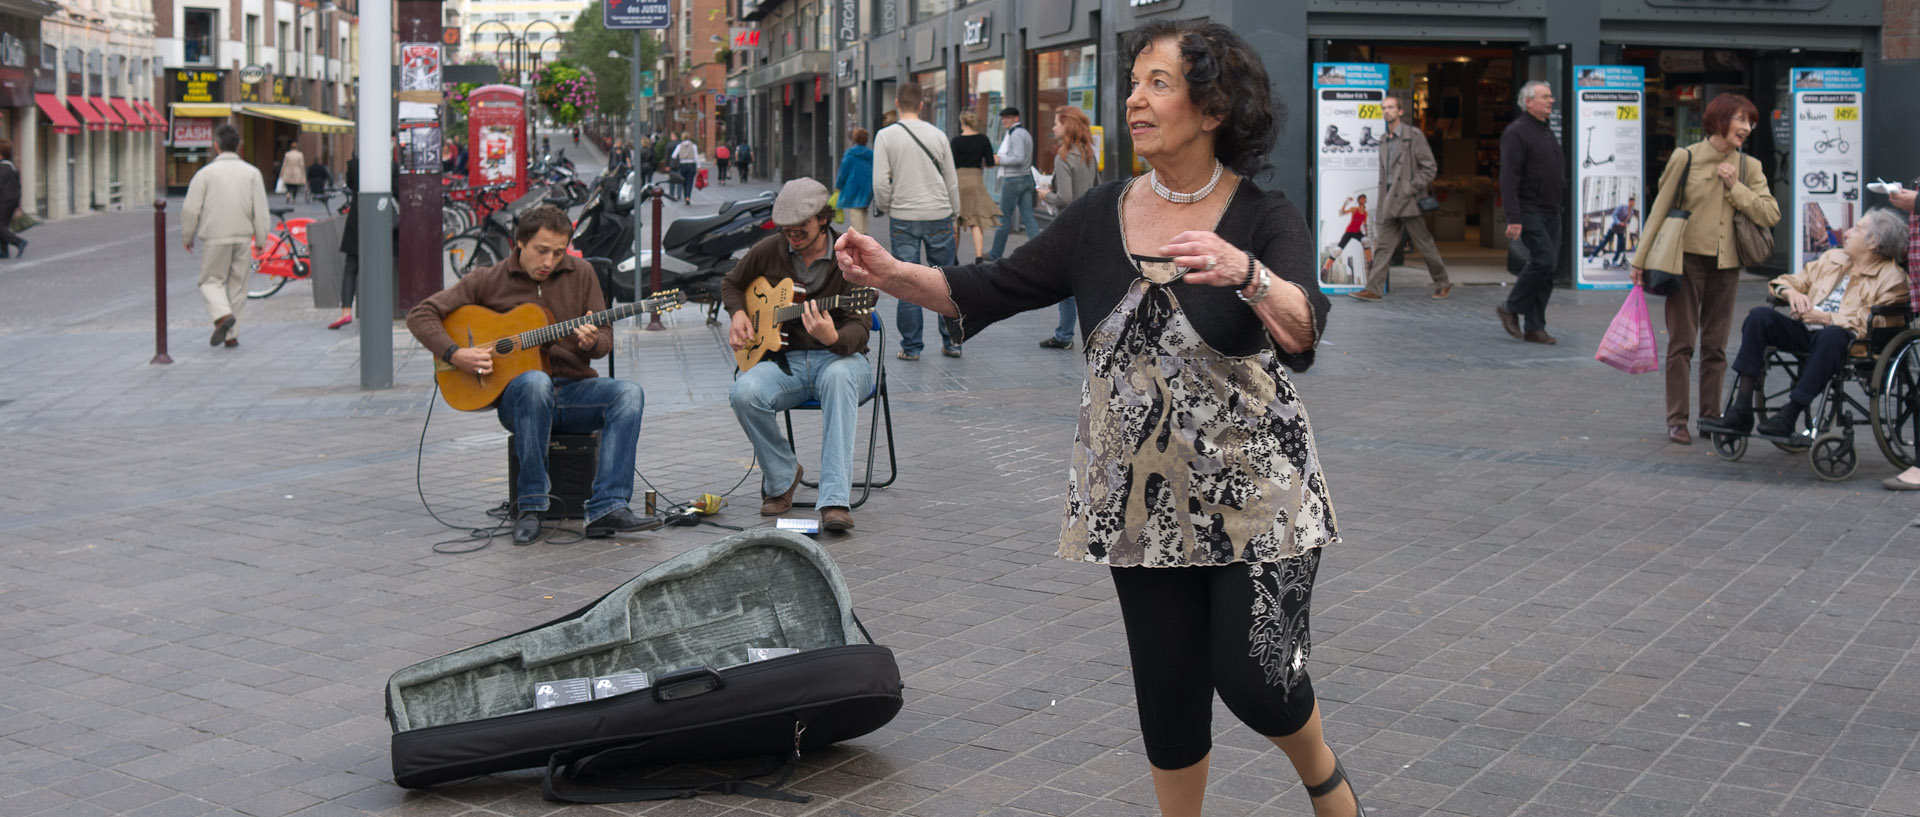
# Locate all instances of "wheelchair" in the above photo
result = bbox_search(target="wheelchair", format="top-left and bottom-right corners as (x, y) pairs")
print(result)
(1704, 297), (1920, 481)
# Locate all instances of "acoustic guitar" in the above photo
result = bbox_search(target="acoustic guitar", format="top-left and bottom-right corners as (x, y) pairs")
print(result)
(734, 277), (878, 371)
(434, 291), (687, 411)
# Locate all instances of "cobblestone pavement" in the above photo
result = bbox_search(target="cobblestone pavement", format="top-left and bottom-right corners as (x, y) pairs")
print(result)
(2, 168), (1918, 817)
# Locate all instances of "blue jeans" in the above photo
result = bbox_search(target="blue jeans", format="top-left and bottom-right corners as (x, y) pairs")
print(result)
(1052, 297), (1078, 344)
(988, 174), (1040, 259)
(730, 350), (873, 509)
(677, 162), (696, 199)
(888, 218), (959, 355)
(496, 372), (644, 520)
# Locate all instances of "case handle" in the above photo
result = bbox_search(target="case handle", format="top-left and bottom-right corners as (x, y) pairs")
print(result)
(652, 666), (724, 702)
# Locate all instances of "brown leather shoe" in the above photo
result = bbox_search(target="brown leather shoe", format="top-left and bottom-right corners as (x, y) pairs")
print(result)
(759, 465), (803, 516)
(1347, 290), (1383, 302)
(1523, 330), (1557, 345)
(1431, 284), (1453, 300)
(1496, 306), (1522, 339)
(820, 507), (854, 531)
(1668, 425), (1692, 445)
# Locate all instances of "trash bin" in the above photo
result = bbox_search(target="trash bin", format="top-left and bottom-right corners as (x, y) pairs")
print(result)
(307, 215), (347, 309)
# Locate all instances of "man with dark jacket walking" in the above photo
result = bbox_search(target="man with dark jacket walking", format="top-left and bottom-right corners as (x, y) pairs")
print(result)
(0, 140), (27, 258)
(1497, 80), (1567, 344)
(1351, 94), (1447, 301)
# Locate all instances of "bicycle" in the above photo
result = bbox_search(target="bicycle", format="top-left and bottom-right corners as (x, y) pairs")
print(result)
(247, 205), (313, 299)
(1813, 128), (1850, 154)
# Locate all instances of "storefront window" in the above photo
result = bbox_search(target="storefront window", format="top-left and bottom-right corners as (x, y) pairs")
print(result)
(913, 69), (948, 132)
(912, 0), (949, 24)
(1032, 44), (1097, 174)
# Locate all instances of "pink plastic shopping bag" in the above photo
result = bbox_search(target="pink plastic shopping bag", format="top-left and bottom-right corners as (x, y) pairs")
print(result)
(1596, 285), (1659, 374)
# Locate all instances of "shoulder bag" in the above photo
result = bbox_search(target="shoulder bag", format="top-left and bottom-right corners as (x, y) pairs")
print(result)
(1641, 149), (1691, 297)
(1731, 151), (1775, 268)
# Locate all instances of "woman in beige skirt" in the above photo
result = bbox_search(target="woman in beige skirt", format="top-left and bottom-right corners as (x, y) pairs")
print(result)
(951, 111), (1001, 261)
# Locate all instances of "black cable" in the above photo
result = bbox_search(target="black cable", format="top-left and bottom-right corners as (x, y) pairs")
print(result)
(416, 385), (589, 553)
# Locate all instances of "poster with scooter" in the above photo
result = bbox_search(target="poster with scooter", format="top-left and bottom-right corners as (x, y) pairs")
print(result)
(1791, 68), (1864, 268)
(1571, 65), (1644, 290)
(1313, 62), (1387, 292)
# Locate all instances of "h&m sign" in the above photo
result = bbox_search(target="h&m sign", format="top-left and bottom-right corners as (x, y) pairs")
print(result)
(962, 15), (991, 48)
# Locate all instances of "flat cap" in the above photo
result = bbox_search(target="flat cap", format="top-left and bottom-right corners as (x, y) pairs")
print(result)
(772, 178), (831, 226)
(999, 106), (1021, 118)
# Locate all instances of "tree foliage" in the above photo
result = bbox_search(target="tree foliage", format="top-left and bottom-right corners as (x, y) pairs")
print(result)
(562, 1), (661, 120)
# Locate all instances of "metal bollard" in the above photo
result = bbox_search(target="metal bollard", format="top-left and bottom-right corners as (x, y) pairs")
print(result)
(646, 186), (665, 331)
(151, 199), (172, 365)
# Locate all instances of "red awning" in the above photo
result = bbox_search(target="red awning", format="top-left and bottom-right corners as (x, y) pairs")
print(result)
(34, 93), (80, 134)
(68, 96), (106, 130)
(85, 96), (125, 131)
(109, 98), (142, 131)
(137, 100), (166, 129)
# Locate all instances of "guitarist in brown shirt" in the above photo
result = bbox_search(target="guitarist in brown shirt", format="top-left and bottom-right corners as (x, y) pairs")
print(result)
(407, 205), (662, 544)
(723, 179), (873, 531)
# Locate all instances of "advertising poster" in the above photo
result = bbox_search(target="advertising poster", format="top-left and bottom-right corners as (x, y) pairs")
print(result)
(399, 43), (442, 121)
(400, 123), (441, 175)
(1571, 65), (1645, 290)
(1791, 68), (1864, 268)
(1312, 62), (1387, 292)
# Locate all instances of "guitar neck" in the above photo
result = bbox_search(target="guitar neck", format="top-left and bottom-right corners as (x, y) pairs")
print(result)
(770, 293), (862, 324)
(518, 300), (656, 348)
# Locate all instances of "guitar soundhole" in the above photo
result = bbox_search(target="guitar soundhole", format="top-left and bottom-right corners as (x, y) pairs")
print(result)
(494, 339), (514, 355)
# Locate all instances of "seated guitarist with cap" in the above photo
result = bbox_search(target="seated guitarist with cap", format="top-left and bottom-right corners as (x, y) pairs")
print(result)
(725, 179), (872, 532)
(407, 204), (661, 544)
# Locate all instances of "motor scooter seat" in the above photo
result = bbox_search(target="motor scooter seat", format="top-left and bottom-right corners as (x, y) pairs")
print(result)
(663, 211), (737, 248)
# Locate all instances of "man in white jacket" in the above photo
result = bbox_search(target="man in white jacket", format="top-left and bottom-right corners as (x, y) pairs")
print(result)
(182, 123), (272, 348)
(871, 82), (964, 359)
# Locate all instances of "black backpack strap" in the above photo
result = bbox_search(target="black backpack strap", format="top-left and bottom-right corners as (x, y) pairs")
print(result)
(541, 718), (815, 805)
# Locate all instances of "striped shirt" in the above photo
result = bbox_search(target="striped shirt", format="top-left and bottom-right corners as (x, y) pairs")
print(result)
(1908, 210), (1920, 314)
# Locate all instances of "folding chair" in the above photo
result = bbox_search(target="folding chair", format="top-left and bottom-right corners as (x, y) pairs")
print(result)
(783, 312), (897, 508)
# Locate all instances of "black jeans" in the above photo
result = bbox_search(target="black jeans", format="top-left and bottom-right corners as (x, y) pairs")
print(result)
(1731, 306), (1853, 407)
(1506, 207), (1562, 333)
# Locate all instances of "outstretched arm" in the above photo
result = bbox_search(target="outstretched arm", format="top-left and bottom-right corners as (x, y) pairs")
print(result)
(834, 228), (958, 318)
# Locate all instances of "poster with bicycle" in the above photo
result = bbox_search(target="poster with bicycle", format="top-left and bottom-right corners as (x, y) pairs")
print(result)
(1312, 63), (1387, 292)
(1571, 65), (1644, 290)
(1791, 68), (1864, 268)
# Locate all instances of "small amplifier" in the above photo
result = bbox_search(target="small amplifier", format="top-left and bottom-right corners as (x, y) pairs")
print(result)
(507, 432), (599, 519)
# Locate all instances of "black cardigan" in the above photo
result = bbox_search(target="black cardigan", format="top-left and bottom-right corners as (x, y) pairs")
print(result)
(942, 177), (1328, 371)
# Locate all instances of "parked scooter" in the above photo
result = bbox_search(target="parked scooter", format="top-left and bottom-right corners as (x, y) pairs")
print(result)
(579, 174), (778, 321)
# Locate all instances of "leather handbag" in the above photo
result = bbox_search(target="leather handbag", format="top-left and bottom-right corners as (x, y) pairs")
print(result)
(1731, 151), (1775, 268)
(1416, 194), (1440, 213)
(1641, 150), (1691, 297)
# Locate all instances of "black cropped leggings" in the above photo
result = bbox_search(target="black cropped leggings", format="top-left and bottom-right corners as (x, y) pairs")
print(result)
(1111, 552), (1321, 771)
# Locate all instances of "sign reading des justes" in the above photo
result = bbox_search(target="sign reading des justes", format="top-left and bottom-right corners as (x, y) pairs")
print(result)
(604, 0), (669, 29)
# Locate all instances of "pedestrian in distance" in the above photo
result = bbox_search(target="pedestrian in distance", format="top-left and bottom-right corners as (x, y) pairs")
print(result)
(672, 132), (701, 205)
(734, 140), (752, 182)
(0, 140), (29, 259)
(834, 19), (1365, 817)
(951, 110), (1001, 263)
(406, 205), (663, 545)
(305, 157), (331, 205)
(1496, 80), (1568, 345)
(280, 143), (307, 206)
(870, 81), (965, 361)
(715, 143), (731, 184)
(1630, 92), (1780, 446)
(182, 124), (272, 349)
(1036, 106), (1099, 350)
(1349, 94), (1450, 302)
(724, 179), (873, 532)
(834, 127), (874, 235)
(1884, 182), (1920, 489)
(985, 106), (1039, 261)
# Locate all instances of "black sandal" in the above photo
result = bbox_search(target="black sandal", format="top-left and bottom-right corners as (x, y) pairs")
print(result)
(1304, 753), (1366, 817)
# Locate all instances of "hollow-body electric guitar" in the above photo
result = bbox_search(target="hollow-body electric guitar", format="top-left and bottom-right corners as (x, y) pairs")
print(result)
(733, 277), (878, 371)
(434, 291), (686, 411)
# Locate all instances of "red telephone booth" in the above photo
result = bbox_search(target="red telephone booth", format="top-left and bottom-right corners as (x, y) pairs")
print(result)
(466, 85), (528, 204)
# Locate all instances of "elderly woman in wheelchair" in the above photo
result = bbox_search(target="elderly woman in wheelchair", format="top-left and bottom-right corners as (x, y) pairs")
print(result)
(1702, 208), (1911, 448)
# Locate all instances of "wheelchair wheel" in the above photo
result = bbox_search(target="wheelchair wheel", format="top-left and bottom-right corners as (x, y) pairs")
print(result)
(1808, 432), (1858, 481)
(1870, 328), (1920, 469)
(1708, 430), (1748, 461)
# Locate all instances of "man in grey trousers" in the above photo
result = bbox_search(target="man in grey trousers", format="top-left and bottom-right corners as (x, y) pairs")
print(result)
(1350, 94), (1450, 301)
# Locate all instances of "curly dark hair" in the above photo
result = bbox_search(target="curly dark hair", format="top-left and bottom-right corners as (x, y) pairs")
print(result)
(514, 204), (574, 245)
(1125, 18), (1284, 179)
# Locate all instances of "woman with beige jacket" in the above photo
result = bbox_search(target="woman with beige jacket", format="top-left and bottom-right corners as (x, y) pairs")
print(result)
(1630, 93), (1780, 445)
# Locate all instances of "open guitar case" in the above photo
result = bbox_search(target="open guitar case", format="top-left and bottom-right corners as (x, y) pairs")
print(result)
(386, 529), (903, 803)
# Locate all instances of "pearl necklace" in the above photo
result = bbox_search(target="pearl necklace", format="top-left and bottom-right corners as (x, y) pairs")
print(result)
(1150, 160), (1224, 204)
